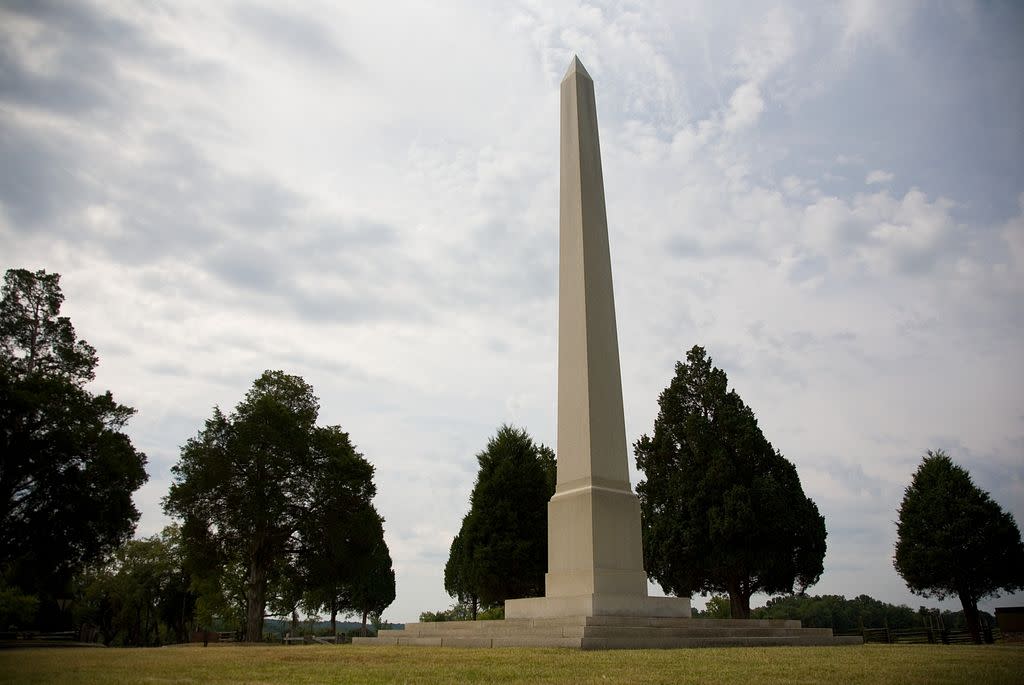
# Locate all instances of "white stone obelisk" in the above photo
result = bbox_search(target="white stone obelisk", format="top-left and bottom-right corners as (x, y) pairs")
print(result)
(506, 57), (690, 619)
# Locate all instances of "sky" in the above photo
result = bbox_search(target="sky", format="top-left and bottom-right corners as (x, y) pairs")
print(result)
(1, 1), (1022, 623)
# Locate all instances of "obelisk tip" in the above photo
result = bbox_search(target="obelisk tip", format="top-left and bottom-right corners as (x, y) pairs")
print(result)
(562, 55), (592, 82)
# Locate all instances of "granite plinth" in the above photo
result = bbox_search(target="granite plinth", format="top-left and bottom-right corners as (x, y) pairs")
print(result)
(353, 616), (863, 649)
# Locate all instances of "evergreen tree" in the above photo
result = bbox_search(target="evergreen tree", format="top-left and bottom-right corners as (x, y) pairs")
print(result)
(444, 425), (555, 611)
(894, 450), (1024, 642)
(635, 346), (826, 618)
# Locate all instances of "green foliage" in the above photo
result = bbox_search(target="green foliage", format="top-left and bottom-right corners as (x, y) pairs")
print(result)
(0, 268), (147, 609)
(296, 426), (393, 636)
(894, 450), (1024, 640)
(694, 592), (995, 634)
(693, 594), (731, 619)
(335, 505), (396, 634)
(443, 532), (478, 618)
(419, 601), (480, 622)
(478, 605), (505, 620)
(0, 268), (97, 380)
(164, 371), (389, 641)
(418, 602), (504, 623)
(444, 425), (556, 612)
(752, 594), (918, 632)
(634, 346), (826, 618)
(0, 580), (39, 628)
(73, 526), (196, 645)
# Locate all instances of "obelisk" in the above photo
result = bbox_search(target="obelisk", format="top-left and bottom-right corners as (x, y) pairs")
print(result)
(506, 57), (690, 619)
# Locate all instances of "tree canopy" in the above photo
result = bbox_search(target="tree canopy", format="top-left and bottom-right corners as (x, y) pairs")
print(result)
(634, 345), (826, 618)
(74, 525), (196, 646)
(444, 425), (555, 614)
(894, 449), (1024, 642)
(164, 371), (392, 641)
(0, 268), (147, 615)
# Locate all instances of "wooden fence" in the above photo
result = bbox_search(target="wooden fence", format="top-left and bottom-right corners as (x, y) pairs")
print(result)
(837, 626), (1001, 644)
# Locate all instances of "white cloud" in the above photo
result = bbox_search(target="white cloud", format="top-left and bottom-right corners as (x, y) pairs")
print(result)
(723, 81), (764, 131)
(866, 169), (895, 184)
(1001, 193), (1024, 269)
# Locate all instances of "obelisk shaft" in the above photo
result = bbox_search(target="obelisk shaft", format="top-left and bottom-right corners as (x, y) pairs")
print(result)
(506, 57), (690, 617)
(556, 57), (630, 490)
(543, 56), (647, 600)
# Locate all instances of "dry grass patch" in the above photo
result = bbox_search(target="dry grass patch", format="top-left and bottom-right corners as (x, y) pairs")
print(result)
(1, 643), (1022, 684)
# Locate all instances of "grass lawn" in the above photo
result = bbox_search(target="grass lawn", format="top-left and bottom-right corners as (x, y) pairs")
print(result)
(2, 643), (1022, 684)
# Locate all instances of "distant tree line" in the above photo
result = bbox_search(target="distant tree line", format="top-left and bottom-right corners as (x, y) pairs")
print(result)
(693, 593), (995, 634)
(2, 267), (1022, 645)
(1, 269), (394, 643)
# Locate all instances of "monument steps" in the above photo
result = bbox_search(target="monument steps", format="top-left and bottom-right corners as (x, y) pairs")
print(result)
(353, 617), (861, 650)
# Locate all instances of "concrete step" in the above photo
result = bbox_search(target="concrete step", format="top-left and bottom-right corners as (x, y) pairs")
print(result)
(356, 617), (863, 650)
(386, 623), (835, 640)
(379, 624), (586, 638)
(388, 616), (806, 633)
(582, 616), (802, 629)
(581, 625), (835, 639)
(580, 635), (863, 650)
(353, 633), (862, 649)
(353, 635), (585, 648)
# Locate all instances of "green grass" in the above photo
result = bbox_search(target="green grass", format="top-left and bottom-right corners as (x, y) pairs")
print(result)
(2, 644), (1022, 684)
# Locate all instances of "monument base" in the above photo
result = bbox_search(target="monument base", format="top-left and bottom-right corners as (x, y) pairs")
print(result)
(353, 615), (863, 649)
(505, 593), (691, 619)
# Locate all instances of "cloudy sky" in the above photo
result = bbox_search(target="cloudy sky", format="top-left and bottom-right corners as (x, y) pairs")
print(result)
(2, 1), (1022, 622)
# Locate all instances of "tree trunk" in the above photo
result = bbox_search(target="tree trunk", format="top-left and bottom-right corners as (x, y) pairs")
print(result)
(361, 609), (368, 636)
(958, 590), (981, 644)
(472, 596), (478, 621)
(245, 563), (267, 643)
(727, 580), (751, 619)
(331, 598), (338, 637)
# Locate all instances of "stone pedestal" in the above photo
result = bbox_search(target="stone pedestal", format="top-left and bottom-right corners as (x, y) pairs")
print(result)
(354, 616), (863, 649)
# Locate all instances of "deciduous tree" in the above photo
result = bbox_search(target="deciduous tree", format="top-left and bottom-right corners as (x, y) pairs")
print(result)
(894, 450), (1024, 642)
(164, 371), (383, 641)
(0, 268), (147, 611)
(635, 346), (826, 618)
(74, 526), (196, 646)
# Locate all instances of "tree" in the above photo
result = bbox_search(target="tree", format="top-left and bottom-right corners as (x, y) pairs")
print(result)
(696, 595), (731, 619)
(295, 426), (392, 637)
(301, 501), (395, 637)
(443, 425), (555, 612)
(634, 346), (826, 618)
(74, 526), (196, 646)
(0, 268), (147, 612)
(751, 593), (919, 633)
(338, 505), (395, 636)
(894, 450), (1024, 642)
(164, 371), (382, 642)
(443, 530), (479, 619)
